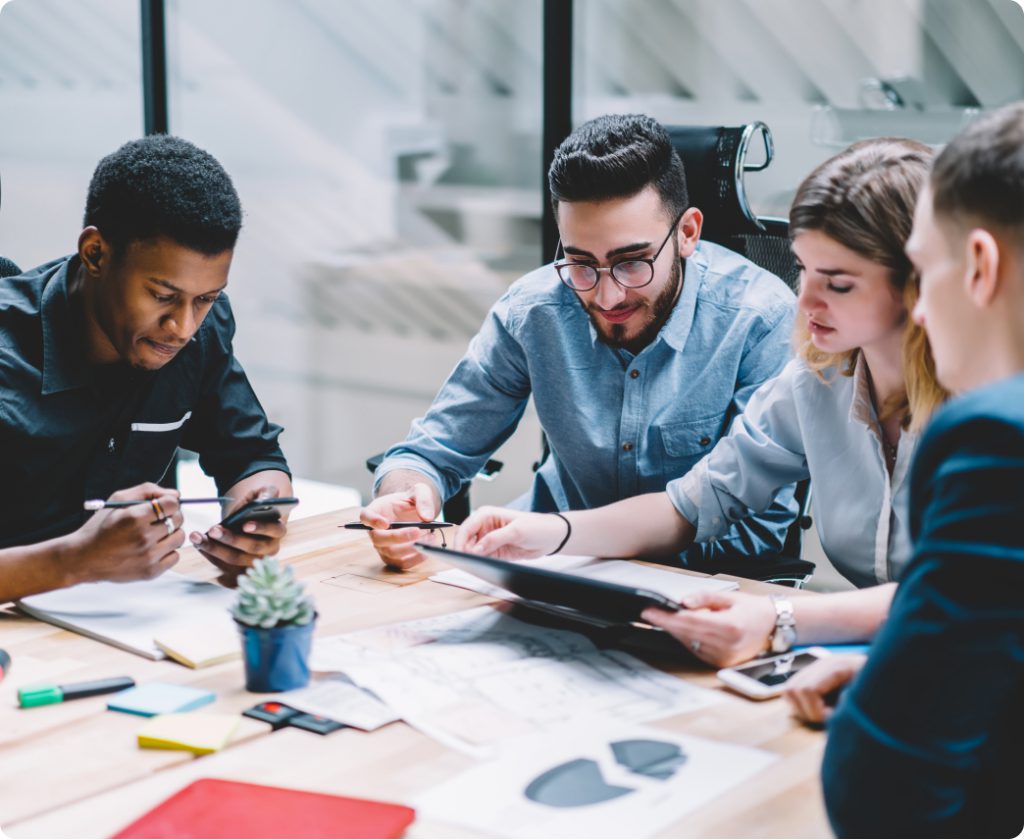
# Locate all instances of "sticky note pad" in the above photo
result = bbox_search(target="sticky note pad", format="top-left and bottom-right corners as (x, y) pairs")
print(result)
(154, 620), (240, 669)
(137, 713), (240, 755)
(108, 682), (215, 716)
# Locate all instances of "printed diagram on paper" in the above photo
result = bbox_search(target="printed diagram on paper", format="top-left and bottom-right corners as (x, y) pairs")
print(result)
(311, 606), (723, 755)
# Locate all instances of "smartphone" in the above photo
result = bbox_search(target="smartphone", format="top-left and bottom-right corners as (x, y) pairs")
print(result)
(219, 497), (299, 533)
(716, 647), (829, 700)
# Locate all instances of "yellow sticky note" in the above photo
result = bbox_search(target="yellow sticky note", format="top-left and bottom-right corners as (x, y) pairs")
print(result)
(154, 621), (240, 669)
(137, 713), (240, 755)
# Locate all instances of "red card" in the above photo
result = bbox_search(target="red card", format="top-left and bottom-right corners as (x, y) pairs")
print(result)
(113, 778), (416, 839)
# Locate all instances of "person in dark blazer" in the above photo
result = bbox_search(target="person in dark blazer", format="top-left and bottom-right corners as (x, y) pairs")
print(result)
(786, 102), (1024, 838)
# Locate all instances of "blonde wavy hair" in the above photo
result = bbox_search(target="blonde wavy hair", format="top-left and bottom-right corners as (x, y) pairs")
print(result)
(789, 138), (948, 431)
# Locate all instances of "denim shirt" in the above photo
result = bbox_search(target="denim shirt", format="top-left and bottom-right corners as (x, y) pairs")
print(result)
(377, 240), (798, 562)
(668, 356), (916, 586)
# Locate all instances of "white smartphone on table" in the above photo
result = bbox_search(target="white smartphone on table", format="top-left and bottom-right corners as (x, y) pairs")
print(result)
(717, 647), (830, 700)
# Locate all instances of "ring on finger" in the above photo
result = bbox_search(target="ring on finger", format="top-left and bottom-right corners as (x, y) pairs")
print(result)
(690, 639), (701, 653)
(151, 499), (166, 521)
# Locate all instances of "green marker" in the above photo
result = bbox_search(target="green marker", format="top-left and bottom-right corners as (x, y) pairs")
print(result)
(18, 676), (135, 708)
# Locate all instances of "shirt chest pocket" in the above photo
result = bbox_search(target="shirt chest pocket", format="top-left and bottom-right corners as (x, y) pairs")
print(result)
(658, 412), (726, 465)
(119, 411), (192, 486)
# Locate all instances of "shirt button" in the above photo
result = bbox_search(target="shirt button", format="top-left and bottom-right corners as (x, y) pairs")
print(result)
(622, 442), (634, 452)
(629, 370), (640, 379)
(699, 436), (711, 446)
(107, 437), (116, 454)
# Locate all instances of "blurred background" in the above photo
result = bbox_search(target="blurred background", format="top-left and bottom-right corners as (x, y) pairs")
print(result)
(1, 0), (1023, 581)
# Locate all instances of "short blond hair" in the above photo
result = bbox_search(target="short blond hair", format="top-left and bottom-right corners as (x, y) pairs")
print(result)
(789, 138), (948, 431)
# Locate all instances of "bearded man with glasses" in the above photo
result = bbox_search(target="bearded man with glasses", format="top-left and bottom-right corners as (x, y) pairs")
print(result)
(364, 114), (798, 572)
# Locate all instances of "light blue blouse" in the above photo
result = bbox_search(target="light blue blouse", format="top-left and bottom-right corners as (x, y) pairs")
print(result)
(668, 356), (916, 587)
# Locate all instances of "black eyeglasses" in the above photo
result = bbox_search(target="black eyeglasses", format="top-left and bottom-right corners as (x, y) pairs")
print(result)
(553, 212), (683, 292)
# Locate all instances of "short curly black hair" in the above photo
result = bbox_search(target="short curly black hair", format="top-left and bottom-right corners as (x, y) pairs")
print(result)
(83, 135), (242, 255)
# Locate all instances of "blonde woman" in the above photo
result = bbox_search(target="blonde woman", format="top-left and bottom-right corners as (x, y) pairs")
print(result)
(455, 138), (948, 666)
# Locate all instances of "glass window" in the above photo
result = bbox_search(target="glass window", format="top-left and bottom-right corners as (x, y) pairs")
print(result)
(165, 0), (544, 499)
(0, 0), (143, 269)
(573, 0), (1024, 217)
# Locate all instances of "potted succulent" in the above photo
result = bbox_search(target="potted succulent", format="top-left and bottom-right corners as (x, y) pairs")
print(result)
(232, 557), (317, 692)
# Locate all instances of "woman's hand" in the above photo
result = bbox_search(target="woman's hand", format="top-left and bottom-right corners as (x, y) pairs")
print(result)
(454, 506), (570, 559)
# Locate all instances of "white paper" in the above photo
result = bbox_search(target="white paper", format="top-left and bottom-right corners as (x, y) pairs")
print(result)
(17, 573), (236, 659)
(414, 721), (778, 838)
(312, 607), (722, 756)
(278, 674), (398, 731)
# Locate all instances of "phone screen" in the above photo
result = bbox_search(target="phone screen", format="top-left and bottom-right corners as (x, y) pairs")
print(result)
(735, 652), (820, 687)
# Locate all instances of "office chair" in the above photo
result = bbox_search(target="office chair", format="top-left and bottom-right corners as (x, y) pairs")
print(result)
(666, 122), (800, 292)
(0, 174), (21, 278)
(0, 256), (20, 278)
(665, 122), (814, 586)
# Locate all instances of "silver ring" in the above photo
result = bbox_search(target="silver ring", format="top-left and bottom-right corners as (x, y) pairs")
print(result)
(164, 517), (176, 537)
(690, 639), (701, 653)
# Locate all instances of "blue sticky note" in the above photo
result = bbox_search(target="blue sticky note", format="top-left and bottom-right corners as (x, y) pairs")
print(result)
(108, 682), (215, 717)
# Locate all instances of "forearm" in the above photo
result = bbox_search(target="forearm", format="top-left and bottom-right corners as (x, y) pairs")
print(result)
(374, 469), (443, 513)
(562, 493), (696, 557)
(793, 583), (895, 645)
(0, 537), (76, 603)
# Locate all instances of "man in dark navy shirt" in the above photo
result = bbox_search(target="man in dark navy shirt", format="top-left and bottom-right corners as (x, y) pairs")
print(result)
(0, 136), (291, 602)
(785, 103), (1024, 837)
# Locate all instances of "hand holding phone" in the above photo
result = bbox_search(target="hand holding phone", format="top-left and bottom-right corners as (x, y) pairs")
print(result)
(219, 497), (299, 533)
(781, 652), (866, 725)
(190, 490), (297, 580)
(716, 648), (831, 700)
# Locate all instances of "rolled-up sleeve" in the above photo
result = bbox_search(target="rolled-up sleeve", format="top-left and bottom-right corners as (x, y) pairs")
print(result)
(375, 293), (532, 502)
(181, 298), (289, 494)
(667, 359), (809, 543)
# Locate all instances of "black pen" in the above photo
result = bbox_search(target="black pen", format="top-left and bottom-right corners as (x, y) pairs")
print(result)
(83, 497), (232, 510)
(342, 521), (455, 530)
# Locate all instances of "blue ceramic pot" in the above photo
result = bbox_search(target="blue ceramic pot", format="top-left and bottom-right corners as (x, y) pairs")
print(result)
(236, 616), (316, 692)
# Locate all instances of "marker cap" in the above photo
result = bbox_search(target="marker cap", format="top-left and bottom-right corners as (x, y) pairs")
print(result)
(18, 684), (64, 708)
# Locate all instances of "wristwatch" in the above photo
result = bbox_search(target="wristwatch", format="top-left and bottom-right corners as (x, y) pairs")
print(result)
(768, 595), (797, 654)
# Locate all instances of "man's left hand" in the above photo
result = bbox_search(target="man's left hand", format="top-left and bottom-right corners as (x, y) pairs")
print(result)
(190, 485), (288, 583)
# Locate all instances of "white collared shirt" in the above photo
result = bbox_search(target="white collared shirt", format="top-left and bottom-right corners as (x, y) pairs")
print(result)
(668, 357), (916, 587)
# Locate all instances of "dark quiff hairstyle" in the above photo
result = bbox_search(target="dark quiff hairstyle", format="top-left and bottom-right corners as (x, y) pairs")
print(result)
(930, 101), (1024, 237)
(548, 114), (688, 221)
(83, 135), (242, 256)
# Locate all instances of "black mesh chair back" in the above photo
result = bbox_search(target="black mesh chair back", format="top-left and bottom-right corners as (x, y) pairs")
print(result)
(667, 123), (813, 584)
(666, 123), (799, 292)
(0, 173), (21, 277)
(0, 256), (20, 278)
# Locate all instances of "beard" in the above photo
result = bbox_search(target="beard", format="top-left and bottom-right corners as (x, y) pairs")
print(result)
(585, 254), (683, 354)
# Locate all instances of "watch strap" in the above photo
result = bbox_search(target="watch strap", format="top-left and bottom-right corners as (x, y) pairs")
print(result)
(769, 594), (797, 654)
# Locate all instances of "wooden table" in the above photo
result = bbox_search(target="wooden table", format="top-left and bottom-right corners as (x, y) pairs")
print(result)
(0, 508), (831, 838)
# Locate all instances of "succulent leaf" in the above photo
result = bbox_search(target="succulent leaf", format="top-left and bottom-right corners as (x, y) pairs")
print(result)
(231, 557), (315, 628)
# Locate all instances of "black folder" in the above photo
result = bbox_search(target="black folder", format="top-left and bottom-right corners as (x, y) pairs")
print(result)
(418, 544), (681, 626)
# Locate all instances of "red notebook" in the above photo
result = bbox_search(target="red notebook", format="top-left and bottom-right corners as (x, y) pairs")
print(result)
(112, 778), (416, 839)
